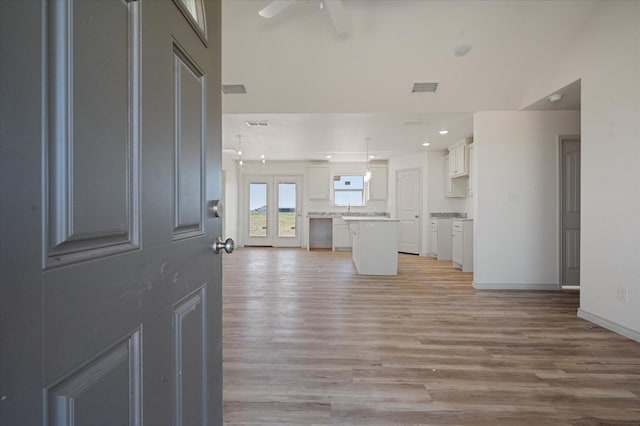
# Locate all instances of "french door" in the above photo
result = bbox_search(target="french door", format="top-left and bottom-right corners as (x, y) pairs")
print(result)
(245, 176), (302, 247)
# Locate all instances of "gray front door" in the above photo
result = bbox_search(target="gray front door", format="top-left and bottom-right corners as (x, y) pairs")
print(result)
(561, 137), (581, 287)
(0, 1), (223, 425)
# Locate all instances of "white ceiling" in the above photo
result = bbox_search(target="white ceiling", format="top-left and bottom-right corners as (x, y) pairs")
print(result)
(222, 0), (595, 161)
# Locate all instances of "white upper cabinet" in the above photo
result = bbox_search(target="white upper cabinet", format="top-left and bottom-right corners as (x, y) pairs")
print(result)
(367, 165), (387, 201)
(307, 165), (330, 200)
(468, 143), (475, 197)
(448, 140), (469, 178)
(445, 155), (467, 198)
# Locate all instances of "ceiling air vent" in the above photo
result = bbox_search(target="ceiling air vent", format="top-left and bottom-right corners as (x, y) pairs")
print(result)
(411, 82), (439, 94)
(222, 84), (247, 94)
(245, 121), (270, 127)
(401, 120), (425, 126)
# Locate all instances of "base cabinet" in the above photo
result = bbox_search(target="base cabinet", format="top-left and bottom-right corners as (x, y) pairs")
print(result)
(452, 220), (473, 272)
(332, 218), (352, 250)
(347, 219), (398, 275)
(430, 219), (454, 260)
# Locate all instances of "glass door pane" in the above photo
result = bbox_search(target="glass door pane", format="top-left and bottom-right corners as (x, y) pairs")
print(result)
(278, 182), (296, 238)
(249, 183), (267, 237)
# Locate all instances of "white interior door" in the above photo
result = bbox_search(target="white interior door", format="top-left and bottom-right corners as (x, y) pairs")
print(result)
(245, 175), (301, 247)
(397, 169), (421, 254)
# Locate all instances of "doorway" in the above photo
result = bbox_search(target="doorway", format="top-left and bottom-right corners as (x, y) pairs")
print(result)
(560, 136), (581, 288)
(245, 175), (302, 247)
(396, 168), (421, 254)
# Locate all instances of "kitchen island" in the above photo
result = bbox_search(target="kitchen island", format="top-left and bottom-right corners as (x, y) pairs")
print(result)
(343, 216), (399, 275)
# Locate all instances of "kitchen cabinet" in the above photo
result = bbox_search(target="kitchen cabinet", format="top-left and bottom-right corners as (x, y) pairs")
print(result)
(430, 221), (438, 257)
(468, 143), (475, 197)
(448, 143), (468, 178)
(444, 156), (467, 198)
(452, 220), (473, 272)
(307, 165), (330, 200)
(367, 165), (387, 201)
(429, 218), (454, 260)
(344, 217), (398, 275)
(332, 217), (352, 250)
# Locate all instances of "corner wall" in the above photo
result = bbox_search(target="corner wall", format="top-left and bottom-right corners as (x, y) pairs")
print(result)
(473, 111), (580, 289)
(520, 1), (640, 340)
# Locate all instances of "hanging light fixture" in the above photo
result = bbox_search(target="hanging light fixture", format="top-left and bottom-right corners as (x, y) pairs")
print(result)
(364, 138), (372, 183)
(236, 135), (244, 169)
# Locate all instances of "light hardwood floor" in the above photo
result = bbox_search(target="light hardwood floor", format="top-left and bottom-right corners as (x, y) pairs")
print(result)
(223, 248), (640, 425)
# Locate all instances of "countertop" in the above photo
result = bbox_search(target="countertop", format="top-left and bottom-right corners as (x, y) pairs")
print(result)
(308, 212), (390, 218)
(342, 216), (399, 222)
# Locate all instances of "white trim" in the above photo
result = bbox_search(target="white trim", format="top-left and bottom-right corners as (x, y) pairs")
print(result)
(578, 309), (640, 343)
(472, 282), (559, 291)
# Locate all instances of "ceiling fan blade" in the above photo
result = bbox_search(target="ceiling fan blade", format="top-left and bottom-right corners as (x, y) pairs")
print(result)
(323, 0), (349, 35)
(258, 0), (296, 19)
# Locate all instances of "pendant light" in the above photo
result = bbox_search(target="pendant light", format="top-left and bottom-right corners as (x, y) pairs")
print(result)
(364, 138), (372, 183)
(237, 135), (244, 169)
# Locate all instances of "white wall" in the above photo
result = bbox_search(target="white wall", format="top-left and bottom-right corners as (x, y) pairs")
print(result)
(473, 111), (580, 289)
(520, 1), (640, 339)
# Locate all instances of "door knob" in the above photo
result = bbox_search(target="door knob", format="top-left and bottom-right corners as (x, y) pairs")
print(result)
(212, 237), (234, 254)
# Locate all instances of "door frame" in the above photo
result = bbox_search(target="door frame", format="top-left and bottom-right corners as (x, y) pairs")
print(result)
(558, 134), (581, 289)
(395, 167), (422, 255)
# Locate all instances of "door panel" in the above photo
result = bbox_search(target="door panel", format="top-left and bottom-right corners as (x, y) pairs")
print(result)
(0, 1), (223, 425)
(46, 330), (142, 426)
(173, 287), (207, 426)
(47, 0), (140, 266)
(561, 138), (581, 286)
(173, 45), (205, 240)
(396, 169), (421, 254)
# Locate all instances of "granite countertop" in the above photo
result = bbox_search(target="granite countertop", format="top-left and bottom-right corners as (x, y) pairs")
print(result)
(429, 212), (468, 219)
(342, 216), (399, 222)
(308, 212), (390, 218)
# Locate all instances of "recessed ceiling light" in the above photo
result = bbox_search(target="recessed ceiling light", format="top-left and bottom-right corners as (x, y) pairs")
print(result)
(439, 130), (449, 135)
(548, 93), (563, 103)
(325, 155), (332, 159)
(422, 142), (431, 147)
(260, 154), (265, 159)
(454, 41), (472, 57)
(369, 155), (376, 159)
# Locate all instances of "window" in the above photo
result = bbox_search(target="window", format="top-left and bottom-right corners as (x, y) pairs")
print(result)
(173, 0), (208, 44)
(333, 175), (364, 206)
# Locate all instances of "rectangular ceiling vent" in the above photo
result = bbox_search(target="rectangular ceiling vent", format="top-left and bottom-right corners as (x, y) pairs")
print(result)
(222, 84), (247, 94)
(401, 120), (425, 126)
(245, 121), (270, 127)
(411, 82), (439, 94)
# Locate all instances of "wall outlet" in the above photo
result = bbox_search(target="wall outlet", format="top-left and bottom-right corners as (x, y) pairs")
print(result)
(617, 286), (630, 302)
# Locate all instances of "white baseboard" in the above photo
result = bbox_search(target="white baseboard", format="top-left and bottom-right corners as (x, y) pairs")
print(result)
(472, 282), (559, 290)
(578, 309), (640, 343)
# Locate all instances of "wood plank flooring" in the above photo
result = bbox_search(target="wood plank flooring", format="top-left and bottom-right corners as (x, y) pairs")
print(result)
(222, 248), (640, 425)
